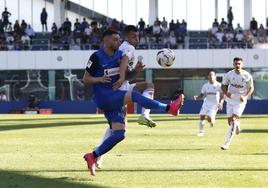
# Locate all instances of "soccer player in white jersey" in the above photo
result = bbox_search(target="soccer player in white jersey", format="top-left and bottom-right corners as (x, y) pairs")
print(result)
(193, 71), (224, 136)
(97, 25), (156, 168)
(221, 57), (254, 150)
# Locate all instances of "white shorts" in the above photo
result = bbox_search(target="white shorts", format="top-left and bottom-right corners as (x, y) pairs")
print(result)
(199, 103), (218, 119)
(226, 99), (247, 117)
(119, 80), (136, 91)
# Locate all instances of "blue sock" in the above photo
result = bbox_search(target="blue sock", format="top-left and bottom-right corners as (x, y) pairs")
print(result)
(131, 91), (167, 111)
(94, 130), (126, 157)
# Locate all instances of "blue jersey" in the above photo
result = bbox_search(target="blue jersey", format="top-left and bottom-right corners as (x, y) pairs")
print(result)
(86, 48), (127, 112)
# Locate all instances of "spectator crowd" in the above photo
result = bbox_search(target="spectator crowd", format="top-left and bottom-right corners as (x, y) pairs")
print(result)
(0, 6), (268, 51)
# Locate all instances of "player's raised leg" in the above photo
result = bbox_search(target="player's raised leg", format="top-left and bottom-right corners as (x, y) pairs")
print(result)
(124, 90), (184, 116)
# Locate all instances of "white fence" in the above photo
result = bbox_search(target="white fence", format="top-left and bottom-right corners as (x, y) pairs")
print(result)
(0, 49), (268, 70)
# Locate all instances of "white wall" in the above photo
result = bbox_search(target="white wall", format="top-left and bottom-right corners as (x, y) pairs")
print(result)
(0, 49), (268, 70)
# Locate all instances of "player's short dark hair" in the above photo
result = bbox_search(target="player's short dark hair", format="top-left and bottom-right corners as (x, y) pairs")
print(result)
(233, 57), (243, 62)
(102, 29), (119, 38)
(124, 25), (138, 35)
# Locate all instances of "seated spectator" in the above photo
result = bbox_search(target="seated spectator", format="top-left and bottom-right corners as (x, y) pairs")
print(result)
(21, 32), (31, 50)
(50, 31), (60, 50)
(234, 30), (244, 48)
(225, 29), (234, 48)
(5, 32), (14, 50)
(6, 22), (12, 32)
(73, 25), (81, 44)
(257, 24), (266, 43)
(235, 23), (243, 33)
(51, 22), (58, 35)
(215, 28), (224, 43)
(161, 23), (169, 44)
(14, 33), (22, 50)
(25, 25), (35, 39)
(152, 22), (161, 43)
(167, 31), (177, 49)
(220, 18), (228, 30)
(244, 30), (254, 48)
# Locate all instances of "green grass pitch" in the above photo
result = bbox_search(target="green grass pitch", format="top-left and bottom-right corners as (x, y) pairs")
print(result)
(0, 114), (268, 188)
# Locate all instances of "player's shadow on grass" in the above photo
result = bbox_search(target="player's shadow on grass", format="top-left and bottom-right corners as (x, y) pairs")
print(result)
(241, 129), (268, 133)
(0, 117), (199, 132)
(135, 148), (204, 151)
(0, 170), (104, 188)
(100, 168), (268, 172)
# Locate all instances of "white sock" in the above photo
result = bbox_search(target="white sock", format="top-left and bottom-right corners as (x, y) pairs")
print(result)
(224, 122), (235, 147)
(101, 127), (113, 143)
(199, 120), (205, 133)
(141, 88), (154, 117)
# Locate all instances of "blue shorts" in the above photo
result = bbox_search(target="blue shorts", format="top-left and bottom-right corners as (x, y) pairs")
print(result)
(94, 89), (127, 111)
(94, 89), (127, 126)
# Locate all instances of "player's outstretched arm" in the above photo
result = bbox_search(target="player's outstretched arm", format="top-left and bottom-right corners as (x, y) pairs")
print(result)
(193, 93), (204, 100)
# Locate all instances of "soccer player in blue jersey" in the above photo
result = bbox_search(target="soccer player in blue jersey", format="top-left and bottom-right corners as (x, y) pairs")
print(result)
(82, 29), (184, 176)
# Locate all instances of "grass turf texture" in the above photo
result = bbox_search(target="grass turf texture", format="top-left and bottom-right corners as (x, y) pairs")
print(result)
(0, 114), (268, 188)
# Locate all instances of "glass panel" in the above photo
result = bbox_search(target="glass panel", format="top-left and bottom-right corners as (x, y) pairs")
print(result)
(201, 0), (215, 30)
(158, 0), (172, 23)
(173, 0), (187, 21)
(0, 1), (5, 12)
(137, 0), (149, 26)
(218, 0), (227, 22)
(32, 1), (45, 31)
(6, 0), (18, 24)
(94, 0), (108, 16)
(187, 0), (201, 30)
(230, 0), (244, 28)
(108, 0), (122, 21)
(80, 0), (93, 10)
(252, 0), (266, 26)
(122, 0), (136, 25)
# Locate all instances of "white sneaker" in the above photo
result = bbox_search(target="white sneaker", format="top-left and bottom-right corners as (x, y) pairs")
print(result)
(138, 116), (156, 128)
(197, 132), (204, 137)
(221, 144), (229, 150)
(96, 155), (103, 169)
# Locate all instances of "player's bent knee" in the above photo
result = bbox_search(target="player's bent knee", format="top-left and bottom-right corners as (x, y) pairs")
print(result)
(113, 130), (126, 142)
(146, 82), (154, 89)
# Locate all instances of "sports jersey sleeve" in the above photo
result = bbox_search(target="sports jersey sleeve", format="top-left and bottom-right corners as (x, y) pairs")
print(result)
(201, 84), (206, 94)
(120, 45), (135, 60)
(246, 74), (254, 88)
(222, 73), (230, 85)
(86, 53), (99, 76)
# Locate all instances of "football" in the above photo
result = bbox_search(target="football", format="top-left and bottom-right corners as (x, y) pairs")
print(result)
(156, 48), (175, 67)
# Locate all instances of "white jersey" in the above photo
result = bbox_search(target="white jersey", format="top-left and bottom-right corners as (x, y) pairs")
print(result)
(222, 69), (253, 101)
(201, 81), (222, 105)
(118, 41), (137, 91)
(119, 41), (135, 71)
